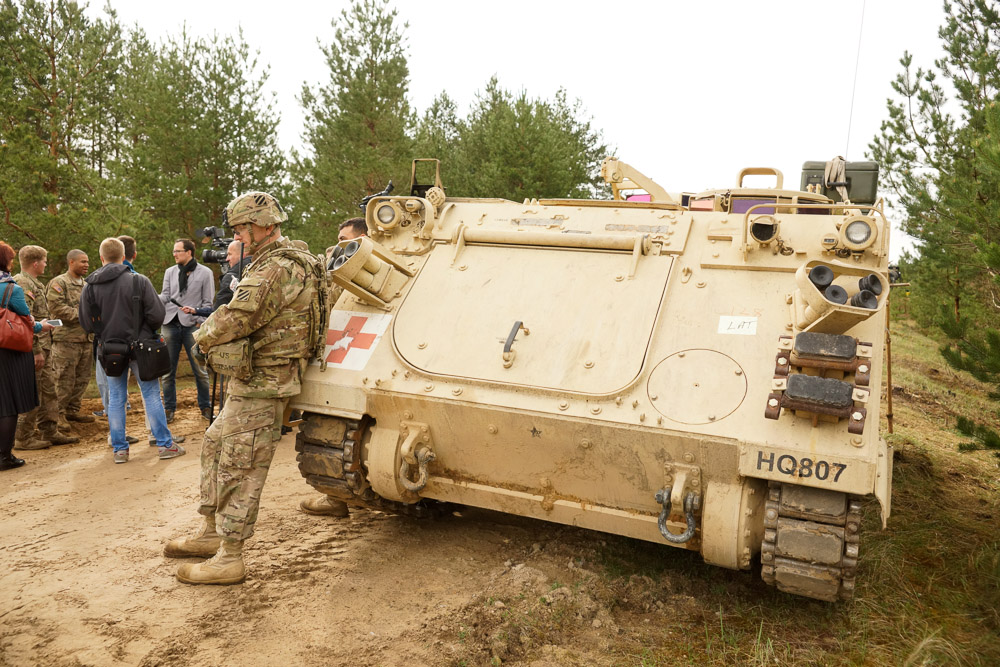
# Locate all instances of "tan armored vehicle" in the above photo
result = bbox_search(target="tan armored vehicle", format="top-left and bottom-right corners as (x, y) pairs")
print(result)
(292, 157), (892, 602)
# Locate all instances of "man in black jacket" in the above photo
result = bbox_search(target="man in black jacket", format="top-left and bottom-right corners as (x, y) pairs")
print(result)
(181, 241), (252, 317)
(215, 241), (251, 310)
(80, 238), (185, 465)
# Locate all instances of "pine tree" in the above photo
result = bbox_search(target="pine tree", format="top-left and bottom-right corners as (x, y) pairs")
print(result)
(414, 78), (609, 202)
(412, 92), (460, 181)
(871, 0), (1000, 456)
(0, 0), (124, 271)
(115, 28), (284, 281)
(290, 0), (413, 248)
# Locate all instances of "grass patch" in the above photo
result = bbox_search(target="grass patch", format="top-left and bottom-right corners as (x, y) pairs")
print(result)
(444, 317), (1000, 665)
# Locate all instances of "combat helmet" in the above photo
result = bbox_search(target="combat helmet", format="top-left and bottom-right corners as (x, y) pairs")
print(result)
(223, 191), (287, 228)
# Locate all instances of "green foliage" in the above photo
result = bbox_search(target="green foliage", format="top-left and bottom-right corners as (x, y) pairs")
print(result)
(0, 2), (282, 286)
(290, 0), (413, 249)
(413, 92), (459, 168)
(2, 0), (610, 286)
(114, 27), (284, 282)
(0, 0), (125, 273)
(872, 0), (1000, 455)
(415, 78), (610, 202)
(955, 415), (1000, 454)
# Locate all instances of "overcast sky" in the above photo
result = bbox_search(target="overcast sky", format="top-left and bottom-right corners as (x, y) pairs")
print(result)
(88, 0), (948, 259)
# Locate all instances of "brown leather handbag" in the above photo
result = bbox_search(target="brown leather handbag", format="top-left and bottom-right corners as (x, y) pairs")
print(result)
(0, 282), (33, 353)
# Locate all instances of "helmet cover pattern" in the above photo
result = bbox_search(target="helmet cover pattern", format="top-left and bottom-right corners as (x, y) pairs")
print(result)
(223, 191), (288, 228)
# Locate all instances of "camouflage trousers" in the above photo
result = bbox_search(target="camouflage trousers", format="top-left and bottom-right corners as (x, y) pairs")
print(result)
(198, 394), (289, 542)
(48, 340), (92, 418)
(15, 350), (59, 441)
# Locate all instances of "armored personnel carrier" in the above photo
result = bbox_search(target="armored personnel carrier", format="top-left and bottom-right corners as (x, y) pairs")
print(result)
(292, 157), (892, 602)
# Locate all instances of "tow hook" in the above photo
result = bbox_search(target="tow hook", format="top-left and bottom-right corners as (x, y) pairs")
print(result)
(654, 488), (700, 544)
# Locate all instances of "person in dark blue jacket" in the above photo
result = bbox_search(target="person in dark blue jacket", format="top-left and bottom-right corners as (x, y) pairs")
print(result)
(1, 241), (54, 471)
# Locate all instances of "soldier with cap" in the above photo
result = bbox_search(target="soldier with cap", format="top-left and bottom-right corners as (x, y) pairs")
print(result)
(164, 191), (326, 585)
(46, 250), (95, 428)
(13, 245), (77, 450)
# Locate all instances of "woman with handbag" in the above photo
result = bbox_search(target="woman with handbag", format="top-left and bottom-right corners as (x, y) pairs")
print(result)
(0, 242), (54, 471)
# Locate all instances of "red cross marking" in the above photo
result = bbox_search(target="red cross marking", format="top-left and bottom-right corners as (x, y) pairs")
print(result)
(326, 315), (378, 364)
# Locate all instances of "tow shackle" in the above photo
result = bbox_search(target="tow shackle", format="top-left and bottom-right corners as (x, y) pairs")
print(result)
(399, 446), (436, 493)
(654, 488), (699, 544)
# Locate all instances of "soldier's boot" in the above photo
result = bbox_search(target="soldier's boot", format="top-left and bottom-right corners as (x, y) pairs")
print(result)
(14, 416), (36, 445)
(66, 412), (96, 423)
(175, 539), (245, 585)
(46, 431), (79, 446)
(164, 516), (222, 558)
(14, 437), (51, 451)
(299, 495), (349, 517)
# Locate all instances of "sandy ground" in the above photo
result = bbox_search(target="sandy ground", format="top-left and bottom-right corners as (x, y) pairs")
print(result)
(3, 389), (704, 667)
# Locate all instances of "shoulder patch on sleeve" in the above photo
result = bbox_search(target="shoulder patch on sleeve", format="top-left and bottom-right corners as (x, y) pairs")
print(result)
(229, 276), (267, 312)
(51, 282), (63, 294)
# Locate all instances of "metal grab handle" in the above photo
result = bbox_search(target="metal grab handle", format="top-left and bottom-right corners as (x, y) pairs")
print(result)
(503, 320), (530, 354)
(399, 446), (436, 493)
(502, 321), (529, 368)
(654, 489), (698, 544)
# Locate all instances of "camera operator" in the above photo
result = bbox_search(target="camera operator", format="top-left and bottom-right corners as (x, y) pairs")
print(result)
(181, 240), (252, 317)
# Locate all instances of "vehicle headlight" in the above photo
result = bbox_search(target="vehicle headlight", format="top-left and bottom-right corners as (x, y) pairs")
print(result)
(376, 203), (397, 225)
(839, 216), (877, 250)
(845, 220), (871, 244)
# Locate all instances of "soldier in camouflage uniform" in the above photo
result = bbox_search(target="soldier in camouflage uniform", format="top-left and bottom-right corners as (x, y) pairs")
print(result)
(13, 246), (77, 450)
(165, 191), (325, 585)
(46, 250), (95, 427)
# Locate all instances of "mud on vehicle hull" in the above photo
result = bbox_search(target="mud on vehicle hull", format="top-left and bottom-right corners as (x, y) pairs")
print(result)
(295, 409), (864, 602)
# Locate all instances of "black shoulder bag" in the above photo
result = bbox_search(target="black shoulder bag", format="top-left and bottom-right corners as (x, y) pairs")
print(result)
(130, 275), (171, 381)
(88, 281), (130, 377)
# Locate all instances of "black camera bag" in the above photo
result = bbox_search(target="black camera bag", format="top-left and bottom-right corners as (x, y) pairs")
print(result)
(128, 276), (171, 381)
(98, 338), (131, 377)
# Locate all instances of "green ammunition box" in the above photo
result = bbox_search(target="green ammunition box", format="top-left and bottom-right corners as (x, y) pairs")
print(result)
(800, 161), (879, 205)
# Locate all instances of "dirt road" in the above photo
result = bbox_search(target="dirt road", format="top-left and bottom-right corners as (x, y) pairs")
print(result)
(4, 390), (715, 666)
(5, 327), (996, 666)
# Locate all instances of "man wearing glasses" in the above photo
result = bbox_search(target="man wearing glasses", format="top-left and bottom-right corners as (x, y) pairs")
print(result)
(159, 238), (215, 422)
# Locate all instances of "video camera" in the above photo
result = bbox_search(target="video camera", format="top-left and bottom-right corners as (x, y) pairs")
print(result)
(196, 226), (234, 268)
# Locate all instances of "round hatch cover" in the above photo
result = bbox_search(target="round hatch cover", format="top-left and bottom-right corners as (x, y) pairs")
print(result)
(647, 350), (747, 425)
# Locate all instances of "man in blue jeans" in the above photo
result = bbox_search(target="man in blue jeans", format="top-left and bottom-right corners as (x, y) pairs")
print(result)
(159, 238), (214, 422)
(95, 235), (135, 425)
(79, 238), (184, 464)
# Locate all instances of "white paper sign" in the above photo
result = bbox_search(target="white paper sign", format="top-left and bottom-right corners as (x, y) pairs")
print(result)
(718, 316), (758, 336)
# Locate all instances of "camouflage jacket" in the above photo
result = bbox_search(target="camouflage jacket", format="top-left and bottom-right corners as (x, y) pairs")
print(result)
(46, 272), (89, 343)
(194, 236), (319, 398)
(13, 272), (50, 354)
